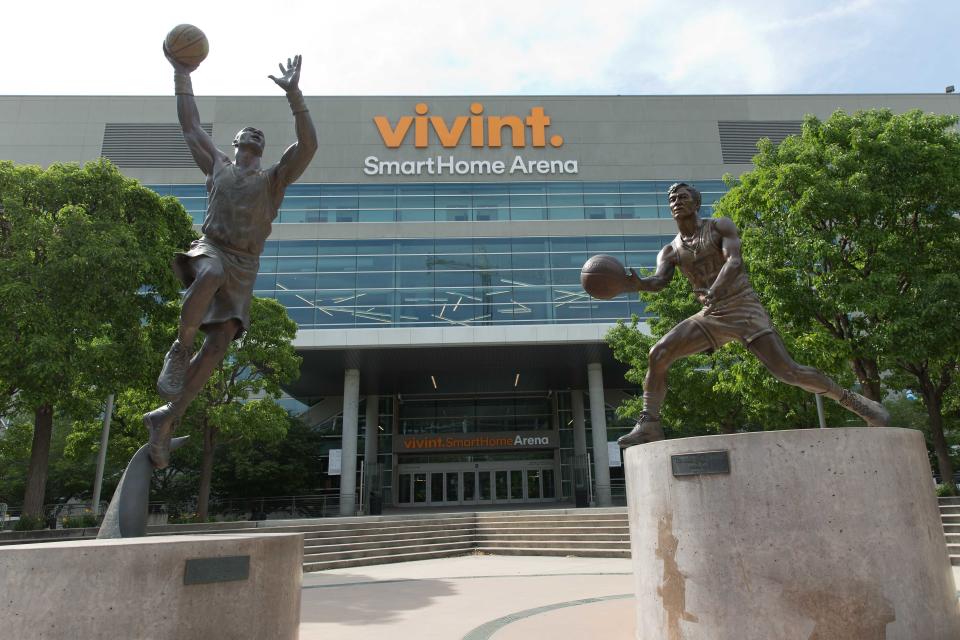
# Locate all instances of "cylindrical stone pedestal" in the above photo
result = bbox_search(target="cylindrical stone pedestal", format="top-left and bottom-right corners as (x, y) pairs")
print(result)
(1, 532), (303, 640)
(625, 428), (960, 640)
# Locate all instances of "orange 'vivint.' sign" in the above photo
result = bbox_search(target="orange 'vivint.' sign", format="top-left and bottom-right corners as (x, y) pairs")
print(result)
(374, 103), (564, 149)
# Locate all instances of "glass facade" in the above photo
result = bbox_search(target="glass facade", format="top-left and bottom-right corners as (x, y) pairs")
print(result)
(149, 179), (727, 330)
(256, 234), (664, 328)
(149, 179), (727, 226)
(399, 396), (553, 435)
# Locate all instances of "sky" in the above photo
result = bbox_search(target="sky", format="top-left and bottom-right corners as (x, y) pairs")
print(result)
(4, 0), (958, 96)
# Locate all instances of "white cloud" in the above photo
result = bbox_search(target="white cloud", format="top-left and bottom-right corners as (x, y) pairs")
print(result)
(0, 0), (948, 95)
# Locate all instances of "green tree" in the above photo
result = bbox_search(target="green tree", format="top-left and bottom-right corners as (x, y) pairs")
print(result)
(717, 109), (960, 490)
(0, 160), (195, 517)
(177, 297), (301, 519)
(212, 415), (325, 502)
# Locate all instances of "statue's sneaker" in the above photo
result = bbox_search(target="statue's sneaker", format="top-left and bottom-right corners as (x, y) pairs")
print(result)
(143, 404), (177, 469)
(617, 413), (665, 447)
(838, 390), (890, 428)
(156, 339), (190, 400)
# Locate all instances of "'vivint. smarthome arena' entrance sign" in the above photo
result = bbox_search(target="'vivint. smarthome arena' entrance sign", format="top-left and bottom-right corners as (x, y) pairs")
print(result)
(363, 102), (579, 177)
(394, 431), (559, 453)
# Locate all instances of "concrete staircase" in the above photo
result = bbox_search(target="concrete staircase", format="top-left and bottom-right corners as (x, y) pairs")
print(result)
(293, 508), (629, 572)
(940, 496), (960, 566)
(8, 498), (960, 572)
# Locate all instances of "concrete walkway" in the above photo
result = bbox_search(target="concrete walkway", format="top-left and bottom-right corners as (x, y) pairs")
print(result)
(300, 559), (960, 639)
(300, 555), (635, 639)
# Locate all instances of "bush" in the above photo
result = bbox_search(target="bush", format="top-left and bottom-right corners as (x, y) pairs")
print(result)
(61, 514), (99, 529)
(936, 484), (956, 497)
(13, 515), (47, 531)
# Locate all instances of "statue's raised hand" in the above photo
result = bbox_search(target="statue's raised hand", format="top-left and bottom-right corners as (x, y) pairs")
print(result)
(269, 55), (302, 93)
(162, 42), (198, 74)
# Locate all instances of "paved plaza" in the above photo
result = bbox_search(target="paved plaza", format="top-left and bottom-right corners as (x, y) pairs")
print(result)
(300, 556), (960, 639)
(300, 555), (635, 639)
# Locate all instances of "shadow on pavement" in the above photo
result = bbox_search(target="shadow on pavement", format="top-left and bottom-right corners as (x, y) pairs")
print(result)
(301, 574), (458, 626)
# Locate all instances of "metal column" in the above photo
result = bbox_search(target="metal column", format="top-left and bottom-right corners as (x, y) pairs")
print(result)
(587, 363), (612, 506)
(339, 369), (360, 516)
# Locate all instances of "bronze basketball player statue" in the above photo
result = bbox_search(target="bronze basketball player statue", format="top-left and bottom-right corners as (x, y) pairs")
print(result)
(143, 45), (318, 468)
(617, 182), (889, 447)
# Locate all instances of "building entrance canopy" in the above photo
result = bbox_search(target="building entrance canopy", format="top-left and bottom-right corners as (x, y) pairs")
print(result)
(284, 335), (629, 399)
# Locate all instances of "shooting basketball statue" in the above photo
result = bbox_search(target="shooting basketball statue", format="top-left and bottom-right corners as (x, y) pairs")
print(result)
(143, 25), (318, 469)
(580, 182), (889, 447)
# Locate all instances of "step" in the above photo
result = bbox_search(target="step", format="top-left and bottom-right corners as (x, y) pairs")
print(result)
(304, 548), (473, 572)
(304, 540), (475, 563)
(475, 513), (627, 522)
(474, 526), (629, 536)
(304, 533), (475, 554)
(301, 521), (477, 539)
(473, 518), (627, 530)
(938, 497), (960, 505)
(475, 533), (629, 543)
(477, 539), (628, 551)
(474, 547), (630, 559)
(302, 528), (475, 546)
(940, 506), (960, 514)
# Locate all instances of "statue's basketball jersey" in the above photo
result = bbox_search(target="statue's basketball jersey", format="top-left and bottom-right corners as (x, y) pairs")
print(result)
(201, 158), (279, 257)
(671, 218), (752, 305)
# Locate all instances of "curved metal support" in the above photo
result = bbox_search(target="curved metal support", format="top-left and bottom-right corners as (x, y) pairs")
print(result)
(97, 436), (189, 539)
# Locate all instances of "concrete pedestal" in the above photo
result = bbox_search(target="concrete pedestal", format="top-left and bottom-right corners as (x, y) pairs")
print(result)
(0, 532), (303, 640)
(624, 428), (960, 640)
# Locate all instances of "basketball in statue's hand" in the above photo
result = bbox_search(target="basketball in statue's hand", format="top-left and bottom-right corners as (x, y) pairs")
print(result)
(164, 24), (209, 69)
(581, 254), (628, 300)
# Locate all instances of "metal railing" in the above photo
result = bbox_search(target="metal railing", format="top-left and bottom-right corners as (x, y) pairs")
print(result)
(1, 491), (360, 530)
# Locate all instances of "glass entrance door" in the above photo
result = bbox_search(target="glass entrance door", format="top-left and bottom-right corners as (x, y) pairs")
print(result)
(397, 461), (558, 507)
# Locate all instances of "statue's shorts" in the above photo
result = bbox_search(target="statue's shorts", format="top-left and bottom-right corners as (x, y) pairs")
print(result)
(684, 291), (774, 351)
(172, 237), (258, 341)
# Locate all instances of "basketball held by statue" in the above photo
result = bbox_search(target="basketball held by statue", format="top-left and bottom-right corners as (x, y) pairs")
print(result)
(164, 24), (209, 69)
(581, 254), (628, 300)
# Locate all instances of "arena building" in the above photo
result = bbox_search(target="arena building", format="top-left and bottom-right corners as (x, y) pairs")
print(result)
(2, 92), (958, 513)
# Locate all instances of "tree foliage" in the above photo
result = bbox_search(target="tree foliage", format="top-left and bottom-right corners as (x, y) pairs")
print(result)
(0, 160), (195, 515)
(716, 109), (960, 489)
(177, 297), (302, 518)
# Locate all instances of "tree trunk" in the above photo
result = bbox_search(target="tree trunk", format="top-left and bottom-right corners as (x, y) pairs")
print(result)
(850, 356), (883, 401)
(925, 392), (956, 495)
(22, 404), (54, 518)
(196, 423), (216, 520)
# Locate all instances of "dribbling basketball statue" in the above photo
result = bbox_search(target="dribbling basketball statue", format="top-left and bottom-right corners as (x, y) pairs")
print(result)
(582, 182), (890, 447)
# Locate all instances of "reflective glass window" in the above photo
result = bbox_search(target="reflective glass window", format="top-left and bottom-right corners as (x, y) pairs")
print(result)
(316, 255), (357, 272)
(397, 254), (432, 271)
(277, 241), (318, 256)
(624, 236), (666, 252)
(586, 236), (625, 253)
(316, 240), (356, 256)
(275, 273), (316, 290)
(316, 273), (355, 290)
(396, 239), (434, 254)
(356, 271), (395, 289)
(397, 271), (433, 288)
(277, 256), (318, 273)
(254, 274), (277, 290)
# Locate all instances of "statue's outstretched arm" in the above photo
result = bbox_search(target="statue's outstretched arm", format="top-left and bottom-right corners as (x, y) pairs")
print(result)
(163, 44), (223, 176)
(626, 245), (676, 293)
(271, 55), (318, 188)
